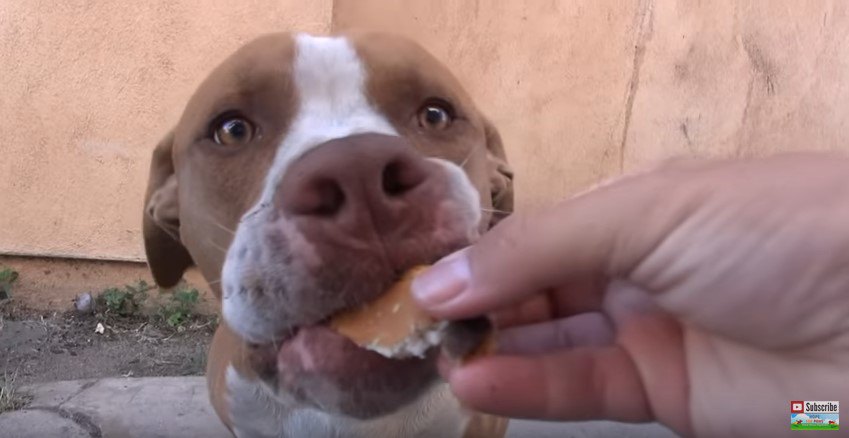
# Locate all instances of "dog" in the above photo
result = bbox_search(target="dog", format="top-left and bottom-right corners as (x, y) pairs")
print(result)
(142, 31), (514, 437)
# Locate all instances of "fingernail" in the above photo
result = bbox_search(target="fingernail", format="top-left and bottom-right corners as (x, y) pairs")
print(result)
(412, 249), (470, 307)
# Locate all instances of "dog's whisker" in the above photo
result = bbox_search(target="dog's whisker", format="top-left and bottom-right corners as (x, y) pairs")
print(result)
(241, 202), (270, 223)
(458, 143), (481, 169)
(207, 239), (229, 255)
(270, 334), (282, 353)
(207, 279), (221, 286)
(206, 218), (236, 236)
(480, 207), (511, 215)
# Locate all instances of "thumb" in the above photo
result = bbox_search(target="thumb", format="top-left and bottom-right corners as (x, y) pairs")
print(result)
(412, 169), (692, 320)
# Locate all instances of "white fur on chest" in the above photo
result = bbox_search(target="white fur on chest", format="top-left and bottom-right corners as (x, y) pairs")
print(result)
(226, 366), (471, 438)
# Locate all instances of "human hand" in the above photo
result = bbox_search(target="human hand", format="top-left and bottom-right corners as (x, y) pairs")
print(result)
(413, 153), (849, 437)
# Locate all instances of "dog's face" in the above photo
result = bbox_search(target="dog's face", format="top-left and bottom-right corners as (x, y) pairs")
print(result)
(143, 32), (513, 419)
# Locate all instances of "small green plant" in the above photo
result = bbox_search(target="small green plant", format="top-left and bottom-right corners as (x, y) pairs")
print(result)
(158, 286), (200, 328)
(96, 280), (153, 317)
(0, 372), (31, 413)
(0, 267), (19, 300)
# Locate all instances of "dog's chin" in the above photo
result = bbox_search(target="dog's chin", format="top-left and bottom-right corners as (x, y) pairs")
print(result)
(271, 324), (440, 418)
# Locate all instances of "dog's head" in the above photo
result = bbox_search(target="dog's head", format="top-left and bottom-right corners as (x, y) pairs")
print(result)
(143, 32), (513, 419)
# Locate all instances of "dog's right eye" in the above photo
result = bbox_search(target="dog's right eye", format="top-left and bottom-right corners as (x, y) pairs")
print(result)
(417, 102), (453, 131)
(213, 117), (254, 146)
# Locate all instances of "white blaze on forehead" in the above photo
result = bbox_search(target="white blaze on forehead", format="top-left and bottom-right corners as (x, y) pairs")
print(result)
(255, 33), (398, 208)
(222, 34), (399, 342)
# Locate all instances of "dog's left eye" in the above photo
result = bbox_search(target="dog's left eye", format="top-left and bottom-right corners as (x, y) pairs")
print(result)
(417, 103), (453, 130)
(213, 117), (254, 146)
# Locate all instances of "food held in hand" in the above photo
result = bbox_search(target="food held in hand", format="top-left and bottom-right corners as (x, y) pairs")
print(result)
(330, 265), (493, 360)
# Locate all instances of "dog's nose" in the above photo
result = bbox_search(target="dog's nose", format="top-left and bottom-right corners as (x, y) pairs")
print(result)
(279, 133), (437, 225)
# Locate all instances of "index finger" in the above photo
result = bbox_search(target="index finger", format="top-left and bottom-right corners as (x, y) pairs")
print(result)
(490, 276), (604, 329)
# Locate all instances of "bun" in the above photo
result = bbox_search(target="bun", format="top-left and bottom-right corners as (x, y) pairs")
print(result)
(330, 266), (493, 360)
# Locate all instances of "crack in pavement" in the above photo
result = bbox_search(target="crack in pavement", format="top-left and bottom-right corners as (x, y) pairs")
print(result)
(56, 379), (99, 408)
(23, 405), (103, 438)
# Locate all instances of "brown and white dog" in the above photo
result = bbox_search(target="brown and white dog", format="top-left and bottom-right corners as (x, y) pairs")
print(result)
(142, 31), (514, 437)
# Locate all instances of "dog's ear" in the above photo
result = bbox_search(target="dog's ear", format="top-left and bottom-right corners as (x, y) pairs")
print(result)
(483, 118), (515, 228)
(143, 130), (194, 287)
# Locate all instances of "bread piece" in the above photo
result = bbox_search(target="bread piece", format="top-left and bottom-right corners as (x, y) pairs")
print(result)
(330, 266), (493, 360)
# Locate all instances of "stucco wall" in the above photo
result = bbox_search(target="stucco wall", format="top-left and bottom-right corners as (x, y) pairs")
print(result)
(3, 1), (849, 271)
(0, 0), (331, 262)
(333, 0), (849, 194)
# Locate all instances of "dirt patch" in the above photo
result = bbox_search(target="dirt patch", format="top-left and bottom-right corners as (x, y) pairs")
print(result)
(0, 300), (216, 387)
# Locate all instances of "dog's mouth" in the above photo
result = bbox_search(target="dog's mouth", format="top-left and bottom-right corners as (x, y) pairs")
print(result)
(225, 197), (483, 417)
(242, 252), (456, 414)
(275, 256), (443, 363)
(276, 322), (438, 382)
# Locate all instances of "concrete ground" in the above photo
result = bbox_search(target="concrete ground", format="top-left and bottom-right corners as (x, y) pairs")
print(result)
(0, 377), (677, 437)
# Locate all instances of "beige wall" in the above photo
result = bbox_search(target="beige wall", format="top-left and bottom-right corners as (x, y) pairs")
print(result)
(333, 0), (849, 187)
(0, 0), (331, 262)
(3, 1), (849, 307)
